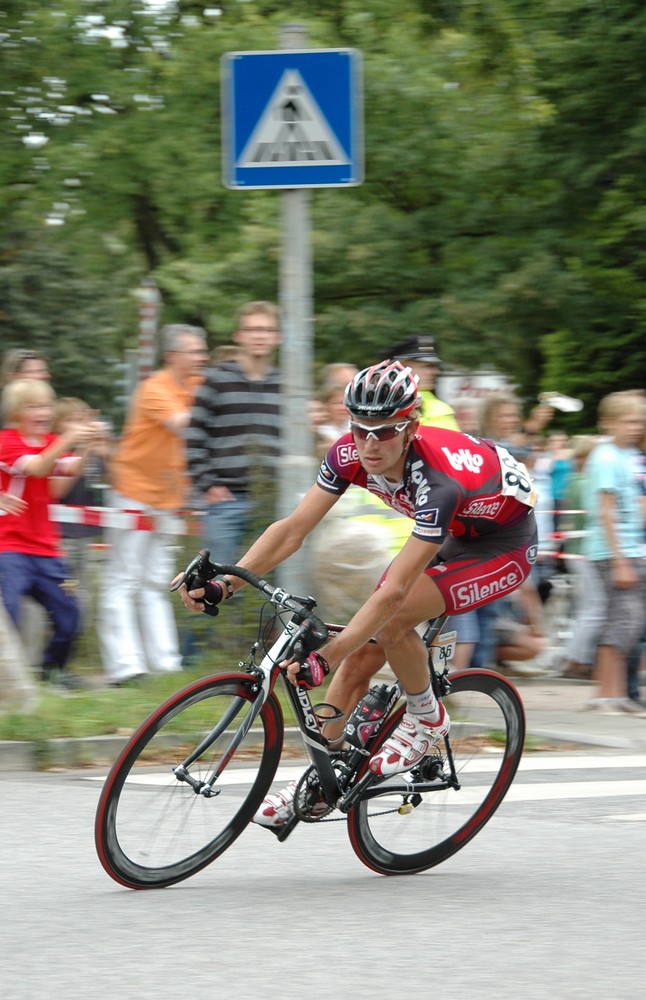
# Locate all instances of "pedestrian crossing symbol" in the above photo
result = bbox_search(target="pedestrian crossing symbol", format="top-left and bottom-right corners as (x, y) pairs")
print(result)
(223, 48), (363, 189)
(238, 71), (349, 168)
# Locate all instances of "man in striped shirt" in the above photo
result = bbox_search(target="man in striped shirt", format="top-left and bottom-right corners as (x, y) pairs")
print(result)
(187, 301), (281, 566)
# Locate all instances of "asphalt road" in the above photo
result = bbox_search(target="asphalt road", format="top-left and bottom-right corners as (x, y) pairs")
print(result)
(2, 753), (645, 1000)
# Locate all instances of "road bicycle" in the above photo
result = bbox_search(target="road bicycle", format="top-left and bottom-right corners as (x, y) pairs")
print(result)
(95, 551), (526, 889)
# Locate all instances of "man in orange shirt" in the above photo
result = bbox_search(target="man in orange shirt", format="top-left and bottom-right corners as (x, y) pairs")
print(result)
(99, 325), (208, 685)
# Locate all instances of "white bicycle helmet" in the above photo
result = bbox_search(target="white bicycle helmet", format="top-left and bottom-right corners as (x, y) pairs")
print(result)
(344, 360), (419, 420)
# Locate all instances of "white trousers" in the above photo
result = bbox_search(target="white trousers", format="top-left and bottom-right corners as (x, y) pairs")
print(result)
(99, 492), (183, 683)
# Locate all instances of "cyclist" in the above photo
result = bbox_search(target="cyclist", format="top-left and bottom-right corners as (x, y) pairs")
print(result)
(176, 360), (538, 827)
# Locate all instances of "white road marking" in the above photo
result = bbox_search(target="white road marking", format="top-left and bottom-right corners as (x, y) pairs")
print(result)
(517, 754), (646, 771)
(86, 757), (646, 806)
(504, 779), (646, 803)
(599, 813), (646, 822)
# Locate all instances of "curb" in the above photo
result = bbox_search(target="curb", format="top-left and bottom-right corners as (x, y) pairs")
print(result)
(1, 723), (643, 772)
(0, 729), (312, 773)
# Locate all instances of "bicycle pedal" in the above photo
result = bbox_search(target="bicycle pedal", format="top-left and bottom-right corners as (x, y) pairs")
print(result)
(274, 812), (301, 843)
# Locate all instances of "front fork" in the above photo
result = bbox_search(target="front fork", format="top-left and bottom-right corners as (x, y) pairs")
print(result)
(172, 666), (275, 797)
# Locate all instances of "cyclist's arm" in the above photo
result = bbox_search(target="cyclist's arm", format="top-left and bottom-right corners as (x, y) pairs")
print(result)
(177, 484), (339, 608)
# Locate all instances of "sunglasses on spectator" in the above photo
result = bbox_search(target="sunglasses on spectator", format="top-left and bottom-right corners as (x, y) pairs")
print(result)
(349, 419), (412, 442)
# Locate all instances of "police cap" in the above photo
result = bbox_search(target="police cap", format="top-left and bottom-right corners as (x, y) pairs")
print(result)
(387, 335), (441, 365)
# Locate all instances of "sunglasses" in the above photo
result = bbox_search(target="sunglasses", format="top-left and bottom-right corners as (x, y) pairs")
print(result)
(349, 419), (411, 442)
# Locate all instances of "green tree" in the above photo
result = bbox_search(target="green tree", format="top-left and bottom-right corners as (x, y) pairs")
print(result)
(1, 0), (644, 423)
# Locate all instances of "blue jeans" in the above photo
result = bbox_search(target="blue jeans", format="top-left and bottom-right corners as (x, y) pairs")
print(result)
(202, 494), (253, 567)
(0, 553), (80, 673)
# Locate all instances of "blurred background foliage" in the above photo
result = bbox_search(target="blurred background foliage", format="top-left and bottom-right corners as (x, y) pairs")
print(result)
(1, 0), (645, 426)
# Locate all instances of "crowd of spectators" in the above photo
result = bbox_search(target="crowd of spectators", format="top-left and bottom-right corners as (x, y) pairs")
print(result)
(1, 332), (644, 719)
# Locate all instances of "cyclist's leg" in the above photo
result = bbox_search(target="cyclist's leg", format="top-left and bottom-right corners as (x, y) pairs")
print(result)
(367, 576), (449, 777)
(370, 522), (537, 776)
(374, 574), (446, 693)
(323, 643), (388, 742)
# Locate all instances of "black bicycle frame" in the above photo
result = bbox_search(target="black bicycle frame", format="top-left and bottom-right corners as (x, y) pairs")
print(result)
(172, 590), (455, 811)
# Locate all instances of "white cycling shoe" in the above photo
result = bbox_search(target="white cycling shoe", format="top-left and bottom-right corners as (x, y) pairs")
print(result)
(368, 705), (450, 778)
(253, 780), (329, 829)
(253, 781), (298, 828)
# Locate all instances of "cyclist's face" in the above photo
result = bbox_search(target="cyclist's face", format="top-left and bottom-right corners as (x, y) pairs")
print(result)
(351, 416), (418, 478)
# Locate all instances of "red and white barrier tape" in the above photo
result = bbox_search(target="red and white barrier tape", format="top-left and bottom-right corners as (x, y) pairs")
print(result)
(49, 504), (595, 560)
(49, 504), (187, 534)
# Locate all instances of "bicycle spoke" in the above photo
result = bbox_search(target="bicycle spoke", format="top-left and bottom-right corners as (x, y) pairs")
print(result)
(95, 675), (282, 888)
(348, 671), (525, 874)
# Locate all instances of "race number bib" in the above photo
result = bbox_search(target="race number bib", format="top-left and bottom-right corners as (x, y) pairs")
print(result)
(495, 446), (537, 508)
(431, 630), (457, 668)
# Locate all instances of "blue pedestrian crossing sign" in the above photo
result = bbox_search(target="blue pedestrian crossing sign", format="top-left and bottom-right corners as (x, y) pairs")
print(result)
(222, 49), (363, 190)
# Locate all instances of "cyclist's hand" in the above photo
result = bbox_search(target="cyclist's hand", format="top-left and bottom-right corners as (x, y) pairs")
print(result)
(171, 574), (203, 612)
(171, 576), (224, 617)
(282, 651), (330, 689)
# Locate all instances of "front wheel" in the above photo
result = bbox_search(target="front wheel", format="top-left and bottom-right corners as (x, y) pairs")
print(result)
(347, 670), (525, 875)
(95, 673), (283, 889)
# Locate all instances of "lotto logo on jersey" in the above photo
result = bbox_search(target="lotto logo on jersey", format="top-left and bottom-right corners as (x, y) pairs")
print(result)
(441, 447), (484, 474)
(410, 459), (431, 505)
(450, 561), (522, 609)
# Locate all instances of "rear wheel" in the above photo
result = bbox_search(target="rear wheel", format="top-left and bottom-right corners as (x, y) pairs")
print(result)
(347, 670), (525, 875)
(95, 673), (283, 889)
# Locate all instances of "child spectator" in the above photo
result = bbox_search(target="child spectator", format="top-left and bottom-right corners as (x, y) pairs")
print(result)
(0, 379), (100, 689)
(53, 398), (112, 624)
(0, 491), (38, 712)
(584, 392), (646, 714)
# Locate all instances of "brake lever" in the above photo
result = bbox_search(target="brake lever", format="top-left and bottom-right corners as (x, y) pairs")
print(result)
(289, 617), (329, 662)
(170, 549), (218, 594)
(170, 555), (200, 593)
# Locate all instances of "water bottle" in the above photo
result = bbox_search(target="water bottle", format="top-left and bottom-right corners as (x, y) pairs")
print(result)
(343, 683), (391, 749)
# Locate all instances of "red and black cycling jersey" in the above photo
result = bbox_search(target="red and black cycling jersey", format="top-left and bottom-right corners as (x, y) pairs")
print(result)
(316, 426), (536, 545)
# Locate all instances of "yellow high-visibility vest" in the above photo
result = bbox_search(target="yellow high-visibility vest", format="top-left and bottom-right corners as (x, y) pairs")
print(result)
(420, 392), (459, 431)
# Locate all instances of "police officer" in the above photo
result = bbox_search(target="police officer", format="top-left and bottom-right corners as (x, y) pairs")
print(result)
(387, 335), (458, 431)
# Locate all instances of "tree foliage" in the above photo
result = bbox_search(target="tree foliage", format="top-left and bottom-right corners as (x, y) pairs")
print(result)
(0, 0), (644, 426)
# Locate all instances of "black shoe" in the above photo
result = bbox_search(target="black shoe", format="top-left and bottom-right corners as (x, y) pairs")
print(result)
(44, 669), (89, 691)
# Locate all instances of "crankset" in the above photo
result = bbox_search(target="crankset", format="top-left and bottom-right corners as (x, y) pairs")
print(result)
(293, 765), (335, 822)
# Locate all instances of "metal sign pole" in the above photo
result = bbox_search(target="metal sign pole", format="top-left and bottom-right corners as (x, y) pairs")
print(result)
(278, 23), (317, 596)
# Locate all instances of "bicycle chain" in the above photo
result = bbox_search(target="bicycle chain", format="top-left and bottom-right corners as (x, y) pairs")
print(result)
(295, 764), (416, 823)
